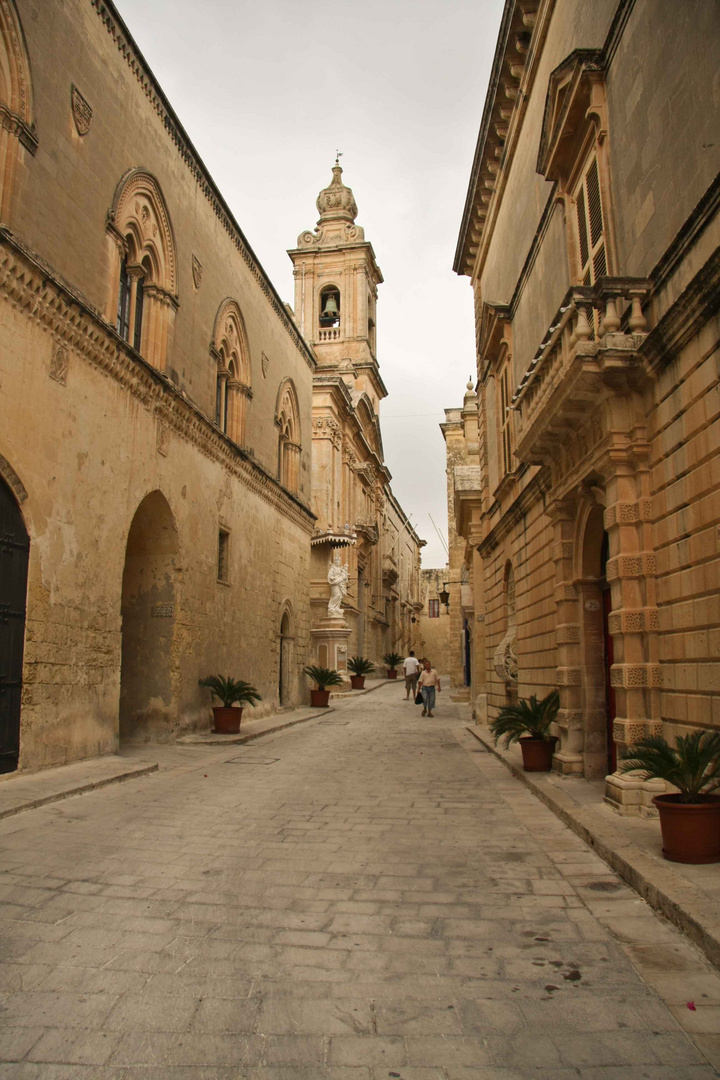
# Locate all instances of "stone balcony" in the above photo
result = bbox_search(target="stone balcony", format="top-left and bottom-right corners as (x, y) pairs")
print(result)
(513, 278), (650, 467)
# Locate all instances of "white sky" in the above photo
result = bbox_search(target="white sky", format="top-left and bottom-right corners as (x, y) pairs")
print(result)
(113, 0), (504, 568)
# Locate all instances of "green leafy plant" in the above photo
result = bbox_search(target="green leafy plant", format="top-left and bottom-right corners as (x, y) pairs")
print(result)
(303, 665), (344, 691)
(620, 730), (720, 804)
(383, 652), (403, 669)
(198, 676), (262, 708)
(490, 690), (560, 747)
(347, 656), (375, 676)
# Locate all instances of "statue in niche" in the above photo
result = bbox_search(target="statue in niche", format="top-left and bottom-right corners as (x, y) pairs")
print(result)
(327, 550), (349, 617)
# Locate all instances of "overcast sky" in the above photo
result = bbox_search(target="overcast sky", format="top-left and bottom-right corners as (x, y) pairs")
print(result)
(113, 0), (504, 568)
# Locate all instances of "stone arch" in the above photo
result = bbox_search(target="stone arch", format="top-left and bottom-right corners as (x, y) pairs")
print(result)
(0, 448), (27, 503)
(119, 490), (179, 743)
(211, 298), (251, 444)
(106, 169), (178, 370)
(276, 378), (301, 494)
(0, 0), (37, 221)
(278, 600), (295, 706)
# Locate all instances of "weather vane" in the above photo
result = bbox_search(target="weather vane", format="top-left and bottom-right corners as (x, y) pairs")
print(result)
(335, 150), (343, 166)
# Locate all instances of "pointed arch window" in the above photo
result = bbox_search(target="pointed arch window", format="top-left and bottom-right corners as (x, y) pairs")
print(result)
(211, 299), (252, 445)
(0, 0), (37, 223)
(276, 379), (301, 495)
(106, 170), (178, 371)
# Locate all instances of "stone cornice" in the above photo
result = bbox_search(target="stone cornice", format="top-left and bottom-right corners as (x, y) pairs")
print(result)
(0, 230), (315, 533)
(90, 1), (315, 373)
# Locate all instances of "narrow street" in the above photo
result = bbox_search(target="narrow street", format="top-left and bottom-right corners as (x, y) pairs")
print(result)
(0, 684), (716, 1079)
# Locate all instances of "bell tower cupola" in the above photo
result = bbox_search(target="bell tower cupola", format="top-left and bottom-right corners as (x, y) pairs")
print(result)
(288, 161), (384, 392)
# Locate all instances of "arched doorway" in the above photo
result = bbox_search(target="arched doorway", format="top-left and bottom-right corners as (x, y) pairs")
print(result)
(578, 502), (614, 777)
(0, 477), (29, 773)
(279, 609), (293, 706)
(119, 491), (178, 742)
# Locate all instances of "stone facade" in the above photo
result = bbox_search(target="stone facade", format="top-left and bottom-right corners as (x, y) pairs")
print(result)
(0, 0), (315, 773)
(449, 0), (720, 813)
(288, 165), (424, 675)
(417, 569), (452, 675)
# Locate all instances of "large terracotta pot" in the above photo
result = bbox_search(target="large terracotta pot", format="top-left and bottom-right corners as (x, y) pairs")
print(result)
(653, 794), (720, 864)
(519, 736), (557, 772)
(387, 669), (398, 679)
(350, 675), (365, 690)
(212, 706), (243, 734)
(310, 689), (331, 707)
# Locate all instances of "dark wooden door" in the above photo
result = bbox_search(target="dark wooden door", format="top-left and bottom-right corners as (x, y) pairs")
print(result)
(602, 587), (616, 774)
(0, 480), (29, 773)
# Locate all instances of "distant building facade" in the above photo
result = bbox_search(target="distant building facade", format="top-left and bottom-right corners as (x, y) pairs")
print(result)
(288, 166), (423, 672)
(0, 0), (315, 773)
(449, 0), (720, 813)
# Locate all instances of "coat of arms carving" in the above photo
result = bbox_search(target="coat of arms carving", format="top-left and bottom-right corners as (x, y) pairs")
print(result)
(261, 352), (269, 378)
(71, 86), (92, 136)
(50, 343), (68, 385)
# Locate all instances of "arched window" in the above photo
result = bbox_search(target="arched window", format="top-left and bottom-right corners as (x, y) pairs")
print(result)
(0, 0), (36, 223)
(106, 170), (178, 371)
(319, 285), (340, 330)
(276, 379), (301, 495)
(211, 299), (251, 445)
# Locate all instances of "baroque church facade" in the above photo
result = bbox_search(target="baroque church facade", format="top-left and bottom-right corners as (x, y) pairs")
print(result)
(446, 0), (720, 813)
(0, 0), (422, 776)
(289, 166), (424, 673)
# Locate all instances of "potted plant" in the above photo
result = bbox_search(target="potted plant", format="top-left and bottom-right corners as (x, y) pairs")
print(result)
(198, 675), (262, 734)
(490, 690), (559, 772)
(303, 665), (344, 707)
(383, 652), (403, 679)
(619, 730), (720, 864)
(347, 656), (375, 690)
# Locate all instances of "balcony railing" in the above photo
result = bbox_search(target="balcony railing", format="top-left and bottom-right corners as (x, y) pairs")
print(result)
(318, 327), (341, 342)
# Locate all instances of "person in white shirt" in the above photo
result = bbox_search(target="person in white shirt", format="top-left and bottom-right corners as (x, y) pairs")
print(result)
(418, 660), (441, 716)
(402, 650), (421, 700)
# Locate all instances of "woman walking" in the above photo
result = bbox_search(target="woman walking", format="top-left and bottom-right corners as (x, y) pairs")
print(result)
(418, 659), (441, 717)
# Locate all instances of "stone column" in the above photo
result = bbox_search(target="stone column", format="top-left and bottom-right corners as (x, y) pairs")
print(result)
(549, 498), (584, 774)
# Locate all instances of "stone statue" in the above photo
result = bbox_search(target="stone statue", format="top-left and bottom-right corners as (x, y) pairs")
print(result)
(327, 551), (349, 617)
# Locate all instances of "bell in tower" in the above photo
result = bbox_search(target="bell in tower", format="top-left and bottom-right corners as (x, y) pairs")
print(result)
(319, 289), (340, 328)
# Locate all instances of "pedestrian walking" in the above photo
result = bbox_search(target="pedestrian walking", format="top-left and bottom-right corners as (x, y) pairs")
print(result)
(418, 659), (441, 716)
(402, 650), (421, 700)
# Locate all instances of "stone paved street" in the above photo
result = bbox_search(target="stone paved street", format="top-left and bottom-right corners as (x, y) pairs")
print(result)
(0, 684), (718, 1079)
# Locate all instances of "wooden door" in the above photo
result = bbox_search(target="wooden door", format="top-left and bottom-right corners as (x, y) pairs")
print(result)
(0, 480), (29, 773)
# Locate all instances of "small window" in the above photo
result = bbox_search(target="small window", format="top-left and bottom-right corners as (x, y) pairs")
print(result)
(217, 529), (230, 583)
(574, 157), (607, 288)
(498, 355), (515, 477)
(117, 258), (131, 340)
(428, 599), (440, 618)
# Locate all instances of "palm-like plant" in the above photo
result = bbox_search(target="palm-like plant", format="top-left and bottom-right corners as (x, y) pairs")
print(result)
(198, 676), (262, 708)
(303, 665), (344, 691)
(347, 656), (375, 676)
(490, 690), (560, 746)
(383, 652), (403, 669)
(620, 731), (720, 804)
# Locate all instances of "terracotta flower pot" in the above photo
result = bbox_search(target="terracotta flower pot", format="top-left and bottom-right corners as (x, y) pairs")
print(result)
(519, 736), (557, 772)
(310, 689), (331, 707)
(349, 675), (365, 690)
(212, 706), (243, 734)
(653, 794), (720, 864)
(387, 669), (398, 679)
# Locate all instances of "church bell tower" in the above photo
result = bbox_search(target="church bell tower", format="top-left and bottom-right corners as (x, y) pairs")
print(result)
(288, 161), (384, 399)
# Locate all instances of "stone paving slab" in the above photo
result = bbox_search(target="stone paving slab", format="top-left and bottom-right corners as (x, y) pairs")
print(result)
(0, 757), (158, 821)
(465, 719), (720, 973)
(0, 686), (718, 1077)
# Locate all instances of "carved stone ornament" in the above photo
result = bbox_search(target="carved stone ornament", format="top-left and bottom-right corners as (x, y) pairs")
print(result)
(49, 343), (68, 385)
(156, 420), (169, 456)
(192, 254), (203, 289)
(261, 351), (269, 378)
(493, 627), (518, 683)
(71, 85), (92, 136)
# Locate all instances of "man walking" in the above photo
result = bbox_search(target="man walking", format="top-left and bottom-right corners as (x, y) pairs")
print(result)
(418, 659), (441, 717)
(402, 650), (421, 700)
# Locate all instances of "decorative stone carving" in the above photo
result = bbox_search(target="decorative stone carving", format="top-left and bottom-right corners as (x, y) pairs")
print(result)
(327, 550), (349, 618)
(493, 627), (518, 683)
(261, 351), (269, 378)
(192, 254), (203, 289)
(71, 85), (92, 135)
(49, 343), (68, 385)
(156, 419), (169, 456)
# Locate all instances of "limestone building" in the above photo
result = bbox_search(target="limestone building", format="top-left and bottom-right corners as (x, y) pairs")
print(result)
(448, 0), (720, 812)
(288, 166), (424, 673)
(0, 0), (316, 773)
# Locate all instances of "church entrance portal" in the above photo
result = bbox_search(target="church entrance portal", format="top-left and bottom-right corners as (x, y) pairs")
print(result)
(119, 491), (178, 742)
(578, 504), (614, 778)
(0, 477), (29, 773)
